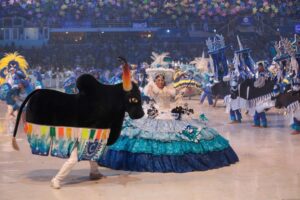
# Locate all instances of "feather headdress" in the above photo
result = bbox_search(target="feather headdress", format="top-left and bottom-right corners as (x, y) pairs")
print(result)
(0, 52), (29, 83)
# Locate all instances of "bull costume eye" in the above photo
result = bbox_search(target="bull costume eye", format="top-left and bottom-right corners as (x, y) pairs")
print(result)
(129, 98), (138, 103)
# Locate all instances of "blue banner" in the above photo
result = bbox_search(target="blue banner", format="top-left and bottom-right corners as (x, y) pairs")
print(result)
(240, 16), (253, 26)
(295, 24), (300, 33)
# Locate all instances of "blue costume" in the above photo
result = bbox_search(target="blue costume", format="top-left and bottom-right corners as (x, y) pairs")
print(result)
(200, 73), (214, 105)
(63, 76), (77, 94)
(32, 70), (44, 89)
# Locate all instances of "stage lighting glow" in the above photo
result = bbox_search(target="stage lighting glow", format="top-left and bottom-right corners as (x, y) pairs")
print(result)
(166, 29), (170, 33)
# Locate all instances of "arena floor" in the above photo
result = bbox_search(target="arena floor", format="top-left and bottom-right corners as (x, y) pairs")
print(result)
(0, 100), (299, 200)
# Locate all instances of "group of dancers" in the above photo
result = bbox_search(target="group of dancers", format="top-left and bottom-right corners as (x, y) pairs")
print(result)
(0, 34), (299, 189)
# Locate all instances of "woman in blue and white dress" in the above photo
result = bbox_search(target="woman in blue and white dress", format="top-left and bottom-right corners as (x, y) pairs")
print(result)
(99, 67), (239, 172)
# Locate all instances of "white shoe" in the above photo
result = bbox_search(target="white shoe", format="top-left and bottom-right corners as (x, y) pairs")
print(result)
(51, 178), (61, 189)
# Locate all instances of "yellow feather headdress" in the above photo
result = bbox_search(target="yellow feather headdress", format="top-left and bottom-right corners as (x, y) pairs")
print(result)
(0, 52), (29, 72)
(0, 52), (29, 84)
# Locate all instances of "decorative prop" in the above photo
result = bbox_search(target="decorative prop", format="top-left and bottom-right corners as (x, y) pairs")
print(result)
(11, 57), (144, 163)
(206, 34), (228, 81)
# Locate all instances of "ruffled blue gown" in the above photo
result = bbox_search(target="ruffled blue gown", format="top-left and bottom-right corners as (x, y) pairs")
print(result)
(99, 82), (238, 172)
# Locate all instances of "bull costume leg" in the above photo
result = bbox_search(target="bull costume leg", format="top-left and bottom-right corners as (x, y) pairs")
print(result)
(51, 146), (103, 189)
(253, 111), (261, 127)
(253, 111), (267, 127)
(260, 112), (267, 127)
(235, 110), (242, 122)
(213, 96), (218, 107)
(230, 109), (242, 123)
(230, 109), (237, 122)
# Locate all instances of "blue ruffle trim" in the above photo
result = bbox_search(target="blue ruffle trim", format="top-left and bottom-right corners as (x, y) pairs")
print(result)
(108, 135), (230, 155)
(291, 123), (300, 131)
(99, 147), (239, 173)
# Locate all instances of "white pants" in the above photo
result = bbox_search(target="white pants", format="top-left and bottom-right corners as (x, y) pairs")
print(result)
(54, 146), (100, 182)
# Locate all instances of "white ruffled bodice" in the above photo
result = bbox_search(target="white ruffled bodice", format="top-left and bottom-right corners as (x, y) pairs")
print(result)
(143, 81), (176, 109)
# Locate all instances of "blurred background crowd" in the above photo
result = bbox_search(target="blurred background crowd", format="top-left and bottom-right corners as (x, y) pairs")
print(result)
(0, 0), (299, 72)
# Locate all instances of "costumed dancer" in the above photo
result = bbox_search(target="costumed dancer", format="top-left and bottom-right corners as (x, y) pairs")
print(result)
(199, 73), (214, 105)
(7, 79), (33, 133)
(189, 53), (213, 105)
(273, 35), (300, 133)
(132, 62), (150, 103)
(98, 69), (111, 84)
(109, 67), (122, 84)
(288, 70), (300, 135)
(63, 72), (77, 94)
(206, 34), (231, 106)
(0, 52), (32, 134)
(99, 65), (239, 172)
(224, 74), (243, 123)
(223, 63), (246, 123)
(251, 63), (270, 127)
(31, 69), (44, 89)
(289, 44), (300, 132)
(273, 75), (300, 135)
(132, 63), (148, 87)
(233, 35), (256, 81)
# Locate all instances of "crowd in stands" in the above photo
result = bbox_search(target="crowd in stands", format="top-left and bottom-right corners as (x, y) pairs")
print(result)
(0, 1), (298, 71)
(0, 0), (299, 28)
(0, 34), (204, 72)
(0, 31), (281, 72)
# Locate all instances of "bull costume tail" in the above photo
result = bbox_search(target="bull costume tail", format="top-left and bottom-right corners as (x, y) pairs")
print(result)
(12, 89), (43, 150)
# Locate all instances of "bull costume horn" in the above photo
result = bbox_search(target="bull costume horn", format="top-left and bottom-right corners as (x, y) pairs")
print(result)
(119, 57), (132, 91)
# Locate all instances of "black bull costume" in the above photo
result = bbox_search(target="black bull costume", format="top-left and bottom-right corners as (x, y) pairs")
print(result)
(274, 91), (300, 112)
(211, 79), (275, 106)
(237, 79), (275, 105)
(211, 81), (230, 99)
(12, 58), (144, 162)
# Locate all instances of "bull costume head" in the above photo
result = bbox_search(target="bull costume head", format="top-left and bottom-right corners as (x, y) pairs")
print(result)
(119, 57), (144, 119)
(12, 57), (144, 163)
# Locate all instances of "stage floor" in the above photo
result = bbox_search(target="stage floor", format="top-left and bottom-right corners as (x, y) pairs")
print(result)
(0, 100), (299, 200)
